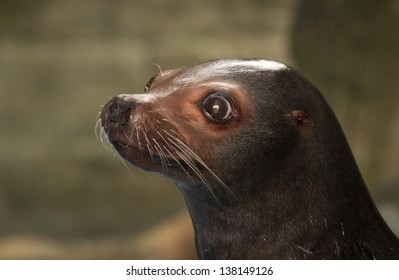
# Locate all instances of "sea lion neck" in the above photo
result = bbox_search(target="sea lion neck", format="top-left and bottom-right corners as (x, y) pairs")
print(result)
(174, 146), (351, 259)
(175, 116), (391, 259)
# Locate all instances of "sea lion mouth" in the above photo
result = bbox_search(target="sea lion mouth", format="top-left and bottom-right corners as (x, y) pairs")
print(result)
(108, 137), (186, 171)
(99, 108), (195, 175)
(102, 125), (227, 188)
(110, 140), (131, 150)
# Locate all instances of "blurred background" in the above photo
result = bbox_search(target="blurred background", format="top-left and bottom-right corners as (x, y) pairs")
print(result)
(0, 0), (398, 259)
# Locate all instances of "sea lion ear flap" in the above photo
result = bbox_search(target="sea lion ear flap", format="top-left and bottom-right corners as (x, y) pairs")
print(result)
(291, 110), (315, 136)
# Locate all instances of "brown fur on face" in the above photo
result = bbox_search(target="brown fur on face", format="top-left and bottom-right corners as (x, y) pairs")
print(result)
(101, 74), (254, 183)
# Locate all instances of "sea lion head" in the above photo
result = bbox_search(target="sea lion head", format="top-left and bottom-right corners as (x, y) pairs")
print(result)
(100, 59), (334, 193)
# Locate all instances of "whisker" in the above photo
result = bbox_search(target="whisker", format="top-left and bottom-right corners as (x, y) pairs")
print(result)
(96, 108), (230, 203)
(160, 118), (180, 128)
(127, 126), (136, 146)
(161, 144), (196, 183)
(96, 110), (154, 181)
(146, 143), (154, 160)
(99, 127), (111, 151)
(172, 136), (234, 198)
(174, 149), (220, 204)
(142, 123), (155, 160)
(150, 109), (170, 114)
(95, 119), (109, 151)
(152, 63), (163, 76)
(153, 138), (170, 166)
(168, 128), (180, 137)
(166, 138), (217, 197)
(155, 129), (175, 157)
(152, 138), (169, 174)
(155, 127), (198, 182)
(162, 129), (233, 197)
(98, 130), (140, 181)
(115, 152), (139, 180)
(136, 127), (143, 154)
(95, 118), (102, 140)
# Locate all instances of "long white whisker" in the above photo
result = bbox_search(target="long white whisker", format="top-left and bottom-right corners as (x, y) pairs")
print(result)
(154, 124), (197, 181)
(142, 124), (155, 160)
(174, 149), (220, 204)
(127, 126), (135, 146)
(152, 138), (169, 174)
(166, 138), (220, 203)
(152, 63), (163, 76)
(161, 145), (196, 182)
(153, 138), (170, 166)
(135, 128), (142, 154)
(180, 141), (234, 197)
(95, 118), (110, 151)
(155, 129), (175, 156)
(146, 143), (154, 160)
(95, 118), (102, 140)
(101, 128), (112, 151)
(115, 152), (139, 180)
(163, 129), (234, 197)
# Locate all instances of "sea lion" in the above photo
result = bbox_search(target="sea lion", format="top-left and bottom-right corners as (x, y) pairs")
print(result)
(100, 59), (399, 259)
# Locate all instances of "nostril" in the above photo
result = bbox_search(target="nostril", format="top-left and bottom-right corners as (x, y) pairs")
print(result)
(107, 103), (119, 123)
(120, 107), (131, 125)
(106, 100), (132, 125)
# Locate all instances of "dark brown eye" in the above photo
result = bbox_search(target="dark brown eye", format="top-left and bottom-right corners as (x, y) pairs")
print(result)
(144, 76), (155, 91)
(202, 92), (236, 123)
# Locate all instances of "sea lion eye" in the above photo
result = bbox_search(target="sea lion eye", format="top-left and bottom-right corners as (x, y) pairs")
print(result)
(144, 76), (155, 91)
(202, 92), (236, 123)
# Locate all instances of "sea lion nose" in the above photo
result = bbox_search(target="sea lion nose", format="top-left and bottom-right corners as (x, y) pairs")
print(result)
(106, 96), (135, 125)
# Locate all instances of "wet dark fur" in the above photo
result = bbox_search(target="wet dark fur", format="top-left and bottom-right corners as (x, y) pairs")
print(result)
(101, 59), (399, 259)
